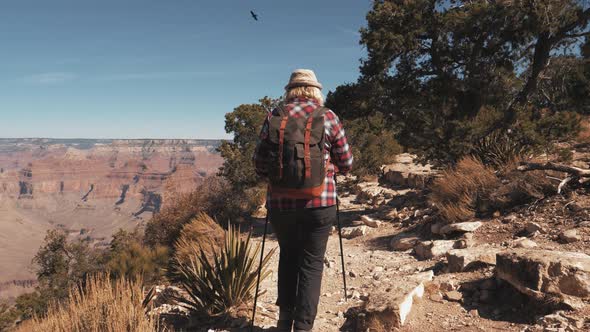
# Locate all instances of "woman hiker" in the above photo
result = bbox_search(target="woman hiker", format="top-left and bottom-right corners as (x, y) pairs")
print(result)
(253, 69), (353, 332)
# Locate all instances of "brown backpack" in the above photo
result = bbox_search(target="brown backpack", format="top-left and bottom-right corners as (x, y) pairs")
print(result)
(265, 105), (327, 199)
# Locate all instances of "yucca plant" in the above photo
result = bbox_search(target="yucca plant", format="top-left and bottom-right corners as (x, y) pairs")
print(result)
(472, 130), (530, 169)
(169, 224), (275, 319)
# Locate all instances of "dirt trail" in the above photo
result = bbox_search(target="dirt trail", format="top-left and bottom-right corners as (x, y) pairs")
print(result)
(243, 175), (590, 331)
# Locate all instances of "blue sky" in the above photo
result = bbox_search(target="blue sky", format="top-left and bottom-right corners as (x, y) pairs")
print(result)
(0, 0), (370, 139)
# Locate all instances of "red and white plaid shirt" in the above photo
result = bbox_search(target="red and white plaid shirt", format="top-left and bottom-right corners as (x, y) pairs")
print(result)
(253, 98), (353, 210)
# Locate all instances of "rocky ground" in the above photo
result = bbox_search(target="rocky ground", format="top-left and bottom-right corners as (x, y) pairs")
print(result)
(153, 154), (590, 331)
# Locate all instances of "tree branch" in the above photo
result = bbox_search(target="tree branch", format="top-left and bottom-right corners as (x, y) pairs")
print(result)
(564, 31), (590, 38)
(558, 176), (576, 194)
(518, 162), (590, 177)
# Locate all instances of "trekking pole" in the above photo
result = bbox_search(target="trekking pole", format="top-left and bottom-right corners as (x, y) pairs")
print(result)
(334, 176), (348, 301)
(250, 213), (269, 332)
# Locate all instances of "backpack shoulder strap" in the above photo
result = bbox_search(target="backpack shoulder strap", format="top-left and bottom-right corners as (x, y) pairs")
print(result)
(274, 104), (288, 117)
(303, 106), (327, 179)
(310, 106), (328, 119)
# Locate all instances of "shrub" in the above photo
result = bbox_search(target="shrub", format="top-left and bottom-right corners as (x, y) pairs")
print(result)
(144, 176), (255, 248)
(15, 230), (107, 320)
(0, 301), (18, 331)
(107, 229), (169, 284)
(173, 213), (225, 267)
(169, 224), (276, 320)
(576, 117), (590, 143)
(144, 190), (204, 248)
(14, 275), (159, 332)
(429, 157), (501, 223)
(430, 156), (555, 223)
(346, 113), (402, 176)
(198, 176), (260, 226)
(490, 162), (554, 210)
(13, 290), (51, 321)
(218, 97), (278, 190)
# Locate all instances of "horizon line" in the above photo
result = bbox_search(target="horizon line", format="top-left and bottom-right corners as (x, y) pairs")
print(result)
(0, 137), (230, 141)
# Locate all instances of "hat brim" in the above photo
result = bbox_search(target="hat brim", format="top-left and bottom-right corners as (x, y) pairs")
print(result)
(285, 81), (323, 90)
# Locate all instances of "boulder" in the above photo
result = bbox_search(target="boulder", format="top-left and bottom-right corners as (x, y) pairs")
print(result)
(354, 182), (398, 204)
(496, 249), (590, 309)
(430, 222), (444, 235)
(444, 290), (462, 302)
(537, 310), (585, 330)
(502, 214), (518, 224)
(513, 237), (538, 249)
(385, 208), (399, 220)
(380, 153), (436, 189)
(341, 226), (369, 239)
(559, 229), (581, 243)
(415, 240), (457, 260)
(525, 222), (544, 234)
(251, 204), (267, 219)
(446, 247), (500, 272)
(361, 215), (382, 228)
(454, 233), (475, 249)
(355, 186), (381, 203)
(390, 236), (419, 251)
(361, 271), (434, 329)
(439, 221), (483, 235)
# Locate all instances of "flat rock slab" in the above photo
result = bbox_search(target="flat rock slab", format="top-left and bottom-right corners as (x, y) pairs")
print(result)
(361, 271), (434, 329)
(513, 237), (538, 249)
(559, 229), (581, 243)
(496, 249), (590, 309)
(341, 226), (369, 239)
(390, 235), (419, 251)
(440, 221), (482, 235)
(381, 153), (436, 189)
(361, 215), (382, 228)
(447, 247), (500, 272)
(415, 240), (457, 260)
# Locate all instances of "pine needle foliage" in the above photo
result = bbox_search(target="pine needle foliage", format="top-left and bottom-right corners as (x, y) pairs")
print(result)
(169, 224), (275, 318)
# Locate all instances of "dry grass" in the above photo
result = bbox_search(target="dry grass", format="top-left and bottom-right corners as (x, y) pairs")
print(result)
(365, 316), (389, 332)
(430, 156), (501, 223)
(173, 212), (225, 266)
(15, 275), (159, 332)
(576, 117), (590, 143)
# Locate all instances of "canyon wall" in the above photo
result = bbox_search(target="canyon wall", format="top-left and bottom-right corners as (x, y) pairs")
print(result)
(0, 138), (223, 299)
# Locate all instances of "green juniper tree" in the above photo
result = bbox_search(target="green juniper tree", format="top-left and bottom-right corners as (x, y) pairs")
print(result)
(217, 96), (280, 190)
(328, 0), (590, 165)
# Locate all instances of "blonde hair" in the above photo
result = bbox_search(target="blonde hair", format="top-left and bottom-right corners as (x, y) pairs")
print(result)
(284, 86), (324, 105)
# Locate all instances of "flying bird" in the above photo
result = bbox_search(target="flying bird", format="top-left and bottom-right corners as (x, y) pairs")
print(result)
(250, 10), (259, 21)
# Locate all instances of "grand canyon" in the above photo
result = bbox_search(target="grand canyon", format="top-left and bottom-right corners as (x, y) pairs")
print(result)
(0, 138), (222, 299)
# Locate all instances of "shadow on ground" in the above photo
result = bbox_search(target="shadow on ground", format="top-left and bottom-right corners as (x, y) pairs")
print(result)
(456, 276), (562, 325)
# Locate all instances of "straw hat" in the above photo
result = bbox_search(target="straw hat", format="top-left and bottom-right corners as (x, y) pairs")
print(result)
(285, 69), (323, 90)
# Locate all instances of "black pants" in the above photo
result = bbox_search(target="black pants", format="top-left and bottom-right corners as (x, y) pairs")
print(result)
(270, 205), (336, 331)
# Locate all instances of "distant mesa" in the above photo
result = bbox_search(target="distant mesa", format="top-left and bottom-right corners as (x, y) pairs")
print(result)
(0, 138), (224, 299)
